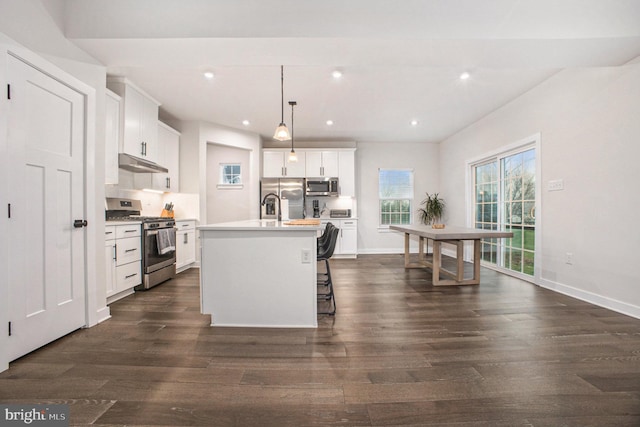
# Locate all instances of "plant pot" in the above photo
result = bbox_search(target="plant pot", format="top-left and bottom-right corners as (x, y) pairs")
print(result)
(431, 223), (445, 229)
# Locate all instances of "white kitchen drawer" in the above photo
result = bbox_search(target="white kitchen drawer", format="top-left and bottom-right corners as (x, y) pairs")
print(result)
(116, 224), (141, 239)
(116, 236), (141, 266)
(105, 225), (116, 240)
(116, 261), (141, 290)
(176, 220), (196, 231)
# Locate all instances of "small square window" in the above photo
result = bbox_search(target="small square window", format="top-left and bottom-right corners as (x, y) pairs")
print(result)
(219, 163), (243, 188)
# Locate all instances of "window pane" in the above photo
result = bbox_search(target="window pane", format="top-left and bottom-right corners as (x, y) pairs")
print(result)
(523, 227), (535, 251)
(379, 169), (413, 199)
(379, 169), (414, 225)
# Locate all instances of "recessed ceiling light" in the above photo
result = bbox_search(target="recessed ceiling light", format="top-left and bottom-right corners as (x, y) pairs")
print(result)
(331, 70), (342, 79)
(410, 120), (419, 126)
(326, 120), (334, 126)
(459, 72), (470, 80)
(204, 71), (215, 80)
(242, 120), (250, 126)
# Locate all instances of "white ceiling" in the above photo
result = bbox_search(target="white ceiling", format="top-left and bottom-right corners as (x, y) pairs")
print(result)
(64, 0), (640, 143)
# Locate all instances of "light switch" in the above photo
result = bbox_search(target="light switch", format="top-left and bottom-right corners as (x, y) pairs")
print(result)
(301, 249), (311, 264)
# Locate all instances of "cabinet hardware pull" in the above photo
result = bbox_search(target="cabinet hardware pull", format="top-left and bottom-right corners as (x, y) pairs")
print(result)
(73, 219), (88, 228)
(184, 233), (188, 244)
(125, 273), (137, 279)
(113, 245), (117, 260)
(125, 248), (137, 253)
(124, 229), (136, 233)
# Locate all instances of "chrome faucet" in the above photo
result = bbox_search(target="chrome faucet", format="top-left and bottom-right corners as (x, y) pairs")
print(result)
(261, 192), (282, 221)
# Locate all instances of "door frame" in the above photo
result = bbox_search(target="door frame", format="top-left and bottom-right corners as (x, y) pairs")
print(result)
(464, 133), (542, 284)
(0, 42), (98, 372)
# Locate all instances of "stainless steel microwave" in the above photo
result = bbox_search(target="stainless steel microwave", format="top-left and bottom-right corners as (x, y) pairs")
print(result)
(306, 177), (339, 197)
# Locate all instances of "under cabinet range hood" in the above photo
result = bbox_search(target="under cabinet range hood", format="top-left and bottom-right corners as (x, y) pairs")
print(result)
(118, 153), (168, 173)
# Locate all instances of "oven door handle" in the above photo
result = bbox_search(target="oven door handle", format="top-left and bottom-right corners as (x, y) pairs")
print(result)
(146, 228), (177, 236)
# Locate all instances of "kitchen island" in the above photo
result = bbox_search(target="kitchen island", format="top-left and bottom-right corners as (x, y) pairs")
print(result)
(199, 219), (320, 328)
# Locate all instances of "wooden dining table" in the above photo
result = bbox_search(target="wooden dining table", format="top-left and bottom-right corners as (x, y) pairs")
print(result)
(390, 224), (513, 286)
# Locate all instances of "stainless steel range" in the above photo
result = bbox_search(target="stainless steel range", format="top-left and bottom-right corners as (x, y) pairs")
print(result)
(105, 197), (177, 290)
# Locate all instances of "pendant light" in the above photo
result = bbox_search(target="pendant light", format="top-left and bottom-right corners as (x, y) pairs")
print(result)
(288, 101), (298, 162)
(273, 65), (292, 141)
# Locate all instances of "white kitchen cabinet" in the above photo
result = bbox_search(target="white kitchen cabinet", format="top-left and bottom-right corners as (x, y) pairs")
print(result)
(320, 219), (358, 258)
(106, 223), (142, 303)
(306, 151), (339, 177)
(107, 77), (160, 163)
(176, 220), (197, 272)
(104, 226), (117, 297)
(105, 89), (121, 184)
(338, 219), (358, 256)
(263, 150), (306, 177)
(134, 122), (180, 192)
(338, 150), (356, 197)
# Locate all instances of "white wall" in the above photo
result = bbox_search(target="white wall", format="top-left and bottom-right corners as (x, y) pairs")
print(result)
(439, 62), (640, 318)
(178, 121), (261, 225)
(206, 144), (252, 223)
(356, 141), (440, 254)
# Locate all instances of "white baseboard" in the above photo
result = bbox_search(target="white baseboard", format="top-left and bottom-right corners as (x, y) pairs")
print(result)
(95, 306), (111, 324)
(539, 277), (640, 319)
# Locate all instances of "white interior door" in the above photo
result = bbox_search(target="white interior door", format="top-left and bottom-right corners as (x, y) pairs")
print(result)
(6, 54), (87, 361)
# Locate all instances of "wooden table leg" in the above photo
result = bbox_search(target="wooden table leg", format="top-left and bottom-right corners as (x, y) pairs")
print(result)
(404, 232), (410, 268)
(432, 240), (441, 286)
(455, 240), (464, 281)
(473, 239), (481, 282)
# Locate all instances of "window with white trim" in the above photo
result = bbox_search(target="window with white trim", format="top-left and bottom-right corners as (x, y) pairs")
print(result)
(218, 163), (242, 188)
(379, 168), (413, 227)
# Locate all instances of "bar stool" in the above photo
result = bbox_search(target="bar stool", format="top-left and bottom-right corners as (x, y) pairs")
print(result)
(317, 226), (339, 315)
(317, 222), (336, 252)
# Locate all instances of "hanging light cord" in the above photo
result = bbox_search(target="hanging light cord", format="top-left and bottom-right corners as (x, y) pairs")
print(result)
(290, 101), (295, 147)
(280, 65), (285, 123)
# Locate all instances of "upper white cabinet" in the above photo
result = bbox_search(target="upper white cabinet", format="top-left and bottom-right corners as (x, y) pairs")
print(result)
(134, 122), (180, 192)
(104, 89), (121, 184)
(263, 150), (306, 177)
(107, 77), (160, 163)
(338, 150), (356, 197)
(306, 151), (339, 177)
(263, 148), (356, 196)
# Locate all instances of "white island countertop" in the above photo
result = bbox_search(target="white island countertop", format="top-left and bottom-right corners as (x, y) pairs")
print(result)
(198, 219), (322, 231)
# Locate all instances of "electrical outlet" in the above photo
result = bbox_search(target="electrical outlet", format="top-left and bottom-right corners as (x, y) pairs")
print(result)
(548, 179), (564, 191)
(565, 252), (573, 265)
(301, 249), (311, 264)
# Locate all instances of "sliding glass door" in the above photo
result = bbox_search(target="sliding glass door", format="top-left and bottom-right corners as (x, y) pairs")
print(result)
(473, 145), (537, 278)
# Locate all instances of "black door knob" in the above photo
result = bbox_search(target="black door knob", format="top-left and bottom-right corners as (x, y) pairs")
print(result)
(73, 219), (88, 228)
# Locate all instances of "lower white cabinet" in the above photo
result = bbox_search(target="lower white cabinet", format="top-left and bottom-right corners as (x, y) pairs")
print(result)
(176, 220), (197, 271)
(320, 219), (358, 258)
(105, 227), (117, 297)
(105, 223), (142, 303)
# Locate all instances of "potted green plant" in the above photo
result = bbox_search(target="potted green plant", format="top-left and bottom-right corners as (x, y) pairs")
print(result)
(418, 193), (446, 228)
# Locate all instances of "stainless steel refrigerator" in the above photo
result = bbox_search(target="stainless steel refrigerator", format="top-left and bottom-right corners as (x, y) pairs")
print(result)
(260, 178), (306, 220)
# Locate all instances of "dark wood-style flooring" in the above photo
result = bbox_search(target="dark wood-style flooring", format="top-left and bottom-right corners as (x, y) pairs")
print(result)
(1, 255), (640, 426)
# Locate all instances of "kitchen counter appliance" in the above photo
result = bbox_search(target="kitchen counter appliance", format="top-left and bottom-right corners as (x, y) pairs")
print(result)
(330, 209), (351, 218)
(105, 197), (176, 290)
